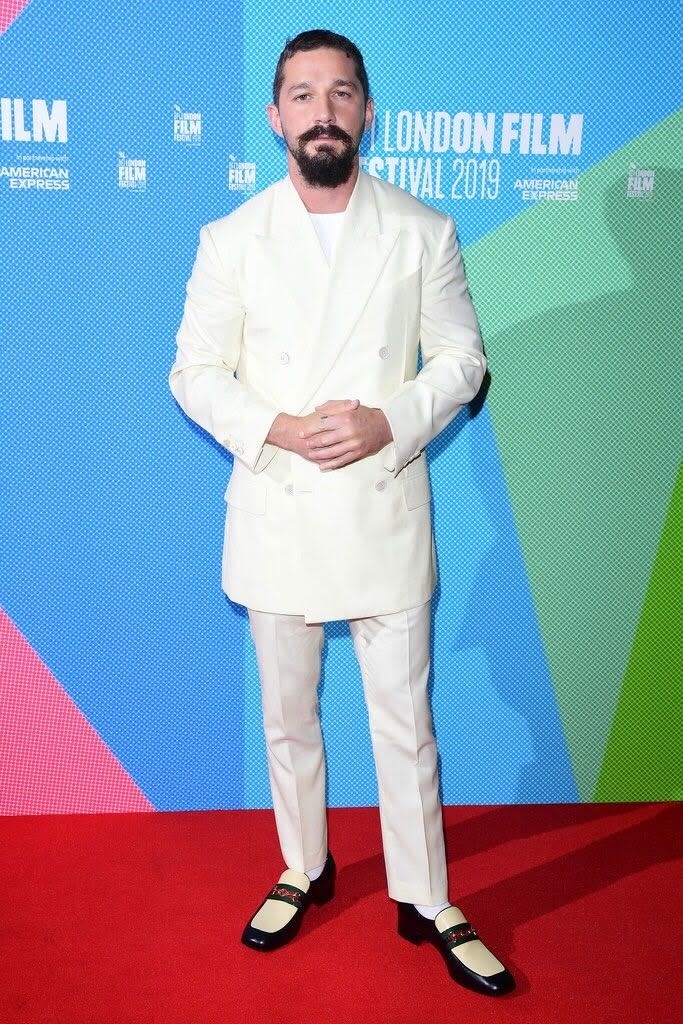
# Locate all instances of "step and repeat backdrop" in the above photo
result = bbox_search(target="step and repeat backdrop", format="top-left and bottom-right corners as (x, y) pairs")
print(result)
(1, 0), (681, 814)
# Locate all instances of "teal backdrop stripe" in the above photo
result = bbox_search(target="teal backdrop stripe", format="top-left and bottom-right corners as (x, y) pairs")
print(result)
(0, 1), (680, 814)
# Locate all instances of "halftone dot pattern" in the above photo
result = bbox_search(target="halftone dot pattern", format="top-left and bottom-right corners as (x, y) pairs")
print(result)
(240, 0), (680, 808)
(1, 0), (249, 812)
(0, 0), (31, 36)
(595, 463), (683, 801)
(1, 0), (680, 816)
(0, 609), (154, 813)
(466, 111), (683, 798)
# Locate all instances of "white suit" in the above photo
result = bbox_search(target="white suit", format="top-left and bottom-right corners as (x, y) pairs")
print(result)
(170, 171), (485, 623)
(170, 170), (486, 902)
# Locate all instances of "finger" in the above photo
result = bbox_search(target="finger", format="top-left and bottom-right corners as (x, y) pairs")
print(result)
(298, 422), (332, 439)
(301, 413), (347, 440)
(299, 407), (349, 438)
(308, 440), (354, 461)
(318, 452), (358, 471)
(307, 435), (348, 456)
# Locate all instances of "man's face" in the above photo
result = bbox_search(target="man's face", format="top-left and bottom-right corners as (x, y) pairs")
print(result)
(267, 47), (374, 188)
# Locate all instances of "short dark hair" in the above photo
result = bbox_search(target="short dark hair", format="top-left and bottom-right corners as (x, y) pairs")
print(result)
(272, 29), (370, 106)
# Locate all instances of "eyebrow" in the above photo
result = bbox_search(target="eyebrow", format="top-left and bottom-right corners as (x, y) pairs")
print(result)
(287, 78), (359, 94)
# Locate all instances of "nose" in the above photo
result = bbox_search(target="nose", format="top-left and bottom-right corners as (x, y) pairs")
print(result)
(314, 96), (335, 125)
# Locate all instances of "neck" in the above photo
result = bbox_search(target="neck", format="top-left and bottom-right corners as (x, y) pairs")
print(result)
(287, 154), (359, 213)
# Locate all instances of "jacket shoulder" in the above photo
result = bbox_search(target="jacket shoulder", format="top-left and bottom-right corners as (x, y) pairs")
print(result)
(364, 172), (450, 229)
(201, 178), (286, 242)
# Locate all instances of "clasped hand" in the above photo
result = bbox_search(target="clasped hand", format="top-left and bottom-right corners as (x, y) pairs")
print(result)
(270, 400), (392, 471)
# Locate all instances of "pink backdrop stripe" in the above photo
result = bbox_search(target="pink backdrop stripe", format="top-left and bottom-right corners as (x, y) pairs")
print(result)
(0, 609), (154, 814)
(0, 0), (32, 35)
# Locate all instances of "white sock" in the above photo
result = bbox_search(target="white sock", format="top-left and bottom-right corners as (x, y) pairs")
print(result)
(414, 901), (450, 920)
(306, 861), (326, 882)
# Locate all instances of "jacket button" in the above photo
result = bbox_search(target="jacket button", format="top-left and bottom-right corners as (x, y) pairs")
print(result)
(280, 351), (290, 364)
(378, 346), (389, 359)
(284, 484), (294, 496)
(375, 480), (386, 492)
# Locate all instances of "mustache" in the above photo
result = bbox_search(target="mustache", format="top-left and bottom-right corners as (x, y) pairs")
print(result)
(298, 124), (354, 146)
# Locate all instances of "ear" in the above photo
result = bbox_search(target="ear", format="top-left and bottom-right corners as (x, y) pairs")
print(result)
(364, 97), (375, 133)
(266, 103), (283, 138)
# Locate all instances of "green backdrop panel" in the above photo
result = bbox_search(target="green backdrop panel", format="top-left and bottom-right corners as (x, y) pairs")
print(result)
(594, 463), (683, 801)
(464, 110), (683, 799)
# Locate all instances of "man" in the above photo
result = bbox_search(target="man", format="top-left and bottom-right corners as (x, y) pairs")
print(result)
(170, 29), (514, 996)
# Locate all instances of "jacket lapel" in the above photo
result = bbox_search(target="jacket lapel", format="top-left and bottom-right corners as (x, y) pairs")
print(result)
(254, 173), (399, 413)
(253, 177), (330, 361)
(293, 172), (399, 411)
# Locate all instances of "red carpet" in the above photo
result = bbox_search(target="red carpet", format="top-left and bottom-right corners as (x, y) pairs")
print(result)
(0, 803), (680, 1023)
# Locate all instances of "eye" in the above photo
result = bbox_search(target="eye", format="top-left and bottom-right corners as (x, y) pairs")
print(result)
(293, 92), (310, 102)
(334, 90), (352, 99)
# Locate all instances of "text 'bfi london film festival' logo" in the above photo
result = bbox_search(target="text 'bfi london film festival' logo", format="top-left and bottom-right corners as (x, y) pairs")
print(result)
(363, 109), (583, 205)
(0, 97), (68, 143)
(173, 105), (202, 144)
(627, 164), (655, 199)
(118, 152), (146, 191)
(228, 154), (256, 194)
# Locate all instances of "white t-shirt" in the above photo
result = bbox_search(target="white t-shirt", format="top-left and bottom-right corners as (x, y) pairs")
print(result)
(309, 211), (346, 265)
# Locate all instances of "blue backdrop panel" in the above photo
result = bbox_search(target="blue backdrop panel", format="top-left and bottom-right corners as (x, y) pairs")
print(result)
(1, 0), (679, 812)
(1, 0), (248, 809)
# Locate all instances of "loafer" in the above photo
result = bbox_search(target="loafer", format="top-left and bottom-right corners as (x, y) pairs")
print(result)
(241, 853), (336, 952)
(397, 902), (515, 996)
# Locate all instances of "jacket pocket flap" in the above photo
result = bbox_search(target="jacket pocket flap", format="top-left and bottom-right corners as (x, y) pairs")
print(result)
(403, 471), (431, 510)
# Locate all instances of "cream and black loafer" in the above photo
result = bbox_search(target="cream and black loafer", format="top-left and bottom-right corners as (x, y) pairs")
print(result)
(241, 853), (336, 952)
(397, 902), (515, 996)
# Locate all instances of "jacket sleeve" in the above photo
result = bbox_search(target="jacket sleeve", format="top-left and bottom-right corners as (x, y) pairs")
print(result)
(169, 222), (280, 472)
(378, 215), (486, 475)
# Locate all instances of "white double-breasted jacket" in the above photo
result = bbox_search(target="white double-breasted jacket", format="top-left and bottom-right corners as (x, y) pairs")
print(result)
(170, 171), (486, 622)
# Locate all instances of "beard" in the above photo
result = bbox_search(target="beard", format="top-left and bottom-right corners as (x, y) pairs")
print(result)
(289, 124), (359, 188)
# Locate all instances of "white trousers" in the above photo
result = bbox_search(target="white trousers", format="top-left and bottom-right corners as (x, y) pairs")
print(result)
(247, 601), (448, 905)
